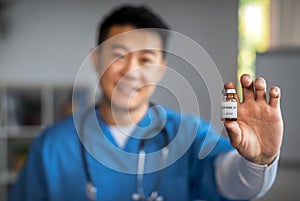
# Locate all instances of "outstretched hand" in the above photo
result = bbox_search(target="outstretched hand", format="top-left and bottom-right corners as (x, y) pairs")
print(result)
(224, 74), (283, 165)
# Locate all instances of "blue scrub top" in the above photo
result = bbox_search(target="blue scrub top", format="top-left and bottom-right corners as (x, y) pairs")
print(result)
(7, 105), (241, 201)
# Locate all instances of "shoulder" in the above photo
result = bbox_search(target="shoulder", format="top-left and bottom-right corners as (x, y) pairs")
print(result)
(160, 105), (212, 142)
(161, 105), (209, 130)
(161, 105), (232, 156)
(34, 115), (79, 150)
(42, 115), (76, 138)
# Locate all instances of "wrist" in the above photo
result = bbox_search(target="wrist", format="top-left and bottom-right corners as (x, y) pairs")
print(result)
(247, 153), (280, 166)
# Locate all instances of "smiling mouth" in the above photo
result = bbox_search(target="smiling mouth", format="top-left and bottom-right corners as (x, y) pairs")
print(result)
(116, 84), (140, 96)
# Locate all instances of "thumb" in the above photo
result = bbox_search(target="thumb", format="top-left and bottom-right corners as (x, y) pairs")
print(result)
(224, 121), (242, 148)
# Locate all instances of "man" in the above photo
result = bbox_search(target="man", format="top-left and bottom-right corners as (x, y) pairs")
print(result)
(8, 5), (283, 201)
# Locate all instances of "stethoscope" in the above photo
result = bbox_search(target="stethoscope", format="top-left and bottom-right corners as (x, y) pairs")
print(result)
(79, 104), (169, 201)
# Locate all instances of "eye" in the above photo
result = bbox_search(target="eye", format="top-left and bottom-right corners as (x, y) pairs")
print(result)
(140, 57), (153, 64)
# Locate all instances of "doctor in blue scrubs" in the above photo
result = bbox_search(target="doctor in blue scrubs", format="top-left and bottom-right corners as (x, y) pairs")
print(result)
(8, 5), (284, 201)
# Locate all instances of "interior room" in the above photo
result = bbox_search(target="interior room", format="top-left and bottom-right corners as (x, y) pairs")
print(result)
(0, 0), (299, 200)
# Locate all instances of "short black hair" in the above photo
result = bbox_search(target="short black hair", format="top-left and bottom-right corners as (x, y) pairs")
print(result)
(97, 5), (170, 52)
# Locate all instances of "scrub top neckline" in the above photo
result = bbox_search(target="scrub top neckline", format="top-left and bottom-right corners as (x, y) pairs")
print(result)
(95, 106), (154, 153)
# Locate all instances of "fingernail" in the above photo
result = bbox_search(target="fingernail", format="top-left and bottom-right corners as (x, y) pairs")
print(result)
(256, 79), (265, 85)
(272, 87), (279, 95)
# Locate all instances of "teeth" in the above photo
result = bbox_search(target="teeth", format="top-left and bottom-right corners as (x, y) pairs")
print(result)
(117, 85), (138, 94)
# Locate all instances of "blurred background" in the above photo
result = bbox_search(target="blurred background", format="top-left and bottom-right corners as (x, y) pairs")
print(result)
(0, 0), (299, 200)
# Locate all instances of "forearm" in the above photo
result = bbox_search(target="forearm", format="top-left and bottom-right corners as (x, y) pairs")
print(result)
(215, 150), (279, 200)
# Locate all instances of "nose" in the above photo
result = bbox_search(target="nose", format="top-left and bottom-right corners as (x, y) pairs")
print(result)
(121, 55), (141, 80)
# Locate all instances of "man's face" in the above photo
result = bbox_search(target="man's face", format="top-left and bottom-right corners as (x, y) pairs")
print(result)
(95, 25), (166, 111)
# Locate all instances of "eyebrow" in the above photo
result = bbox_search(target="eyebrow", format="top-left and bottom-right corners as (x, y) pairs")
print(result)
(110, 44), (129, 52)
(110, 44), (158, 56)
(140, 49), (158, 56)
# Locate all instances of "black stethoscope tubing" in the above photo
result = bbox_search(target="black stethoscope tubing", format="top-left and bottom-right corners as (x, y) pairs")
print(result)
(79, 106), (98, 201)
(79, 104), (169, 201)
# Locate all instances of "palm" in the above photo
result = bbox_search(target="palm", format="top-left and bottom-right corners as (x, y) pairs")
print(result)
(224, 75), (284, 165)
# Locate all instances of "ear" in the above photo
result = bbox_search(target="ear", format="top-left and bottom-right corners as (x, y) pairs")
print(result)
(91, 49), (101, 75)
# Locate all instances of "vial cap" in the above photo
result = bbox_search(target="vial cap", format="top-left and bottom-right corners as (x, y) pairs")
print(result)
(222, 89), (236, 94)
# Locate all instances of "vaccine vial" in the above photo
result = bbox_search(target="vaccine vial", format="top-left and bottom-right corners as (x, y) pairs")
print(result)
(221, 89), (237, 121)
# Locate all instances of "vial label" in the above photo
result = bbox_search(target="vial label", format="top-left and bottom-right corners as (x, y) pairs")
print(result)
(221, 102), (237, 119)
